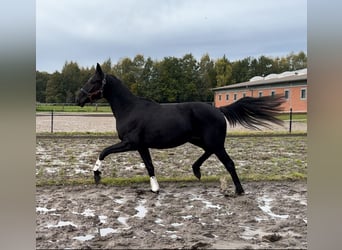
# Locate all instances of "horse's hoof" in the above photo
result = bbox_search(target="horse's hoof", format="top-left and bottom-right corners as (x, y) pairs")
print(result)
(94, 170), (102, 185)
(150, 176), (160, 193)
(193, 169), (201, 180)
(150, 189), (159, 194)
(235, 190), (245, 196)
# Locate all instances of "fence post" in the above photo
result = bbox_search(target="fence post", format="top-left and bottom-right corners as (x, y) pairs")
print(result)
(289, 108), (292, 133)
(51, 110), (54, 133)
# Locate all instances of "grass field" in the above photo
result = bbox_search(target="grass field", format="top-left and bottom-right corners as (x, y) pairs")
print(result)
(36, 104), (112, 112)
(36, 104), (307, 121)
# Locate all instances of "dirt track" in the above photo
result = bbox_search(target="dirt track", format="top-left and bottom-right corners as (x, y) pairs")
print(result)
(36, 112), (307, 133)
(36, 181), (307, 249)
(36, 114), (307, 249)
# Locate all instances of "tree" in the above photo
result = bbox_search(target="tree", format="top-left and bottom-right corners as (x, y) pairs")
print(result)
(61, 61), (81, 103)
(215, 55), (232, 87)
(36, 71), (49, 102)
(198, 54), (216, 101)
(231, 57), (251, 84)
(45, 71), (63, 103)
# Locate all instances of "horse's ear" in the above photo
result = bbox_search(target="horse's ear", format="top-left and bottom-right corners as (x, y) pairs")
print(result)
(96, 63), (104, 78)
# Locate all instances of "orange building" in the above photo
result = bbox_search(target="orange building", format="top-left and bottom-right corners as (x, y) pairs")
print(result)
(212, 68), (307, 113)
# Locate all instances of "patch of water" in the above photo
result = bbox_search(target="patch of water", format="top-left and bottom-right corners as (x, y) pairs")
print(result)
(36, 207), (56, 213)
(190, 194), (221, 210)
(165, 230), (181, 240)
(117, 216), (129, 228)
(51, 159), (66, 166)
(155, 218), (164, 225)
(134, 200), (147, 219)
(181, 215), (193, 220)
(46, 221), (77, 228)
(258, 195), (289, 219)
(100, 227), (118, 236)
(283, 193), (307, 206)
(45, 167), (58, 174)
(74, 168), (88, 174)
(240, 226), (267, 240)
(99, 215), (107, 224)
(113, 198), (126, 204)
(73, 235), (94, 241)
(202, 200), (222, 209)
(171, 222), (183, 227)
(72, 208), (95, 217)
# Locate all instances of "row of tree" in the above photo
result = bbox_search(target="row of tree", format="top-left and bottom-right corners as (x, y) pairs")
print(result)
(36, 52), (307, 103)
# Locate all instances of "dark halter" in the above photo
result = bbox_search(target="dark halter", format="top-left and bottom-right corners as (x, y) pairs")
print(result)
(80, 74), (107, 102)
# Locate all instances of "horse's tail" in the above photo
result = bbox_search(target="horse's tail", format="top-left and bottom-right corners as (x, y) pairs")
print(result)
(219, 95), (285, 130)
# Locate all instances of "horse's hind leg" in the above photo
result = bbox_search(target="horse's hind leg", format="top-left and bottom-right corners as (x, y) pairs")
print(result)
(215, 148), (244, 195)
(138, 148), (159, 193)
(192, 151), (212, 180)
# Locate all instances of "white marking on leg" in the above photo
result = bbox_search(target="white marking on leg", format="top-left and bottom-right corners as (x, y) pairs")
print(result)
(150, 176), (160, 193)
(93, 158), (102, 171)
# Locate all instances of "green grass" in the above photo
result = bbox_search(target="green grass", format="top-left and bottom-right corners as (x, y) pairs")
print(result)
(36, 104), (111, 112)
(36, 131), (117, 137)
(36, 172), (306, 187)
(36, 131), (307, 138)
(276, 113), (307, 121)
(36, 104), (307, 121)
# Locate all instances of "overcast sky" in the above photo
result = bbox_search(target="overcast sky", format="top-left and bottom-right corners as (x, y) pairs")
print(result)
(36, 0), (307, 73)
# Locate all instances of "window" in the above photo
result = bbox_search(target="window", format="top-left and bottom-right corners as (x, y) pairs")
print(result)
(218, 95), (222, 101)
(258, 91), (263, 97)
(226, 94), (229, 101)
(271, 90), (276, 97)
(234, 93), (237, 101)
(301, 88), (307, 99)
(284, 90), (290, 99)
(242, 93), (246, 98)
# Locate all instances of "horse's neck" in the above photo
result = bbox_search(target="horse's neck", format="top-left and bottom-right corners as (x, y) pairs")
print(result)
(105, 77), (137, 119)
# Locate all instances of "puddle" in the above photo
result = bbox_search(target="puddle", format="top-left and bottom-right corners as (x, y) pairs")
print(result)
(73, 235), (94, 241)
(283, 193), (307, 206)
(258, 195), (289, 219)
(190, 195), (221, 210)
(117, 216), (129, 228)
(114, 198), (126, 204)
(45, 167), (58, 174)
(181, 215), (193, 220)
(74, 168), (88, 174)
(100, 227), (118, 236)
(155, 218), (164, 226)
(165, 230), (181, 240)
(36, 207), (56, 213)
(73, 208), (95, 217)
(202, 200), (222, 209)
(99, 215), (107, 224)
(171, 223), (183, 227)
(46, 221), (77, 228)
(133, 200), (147, 219)
(240, 226), (267, 240)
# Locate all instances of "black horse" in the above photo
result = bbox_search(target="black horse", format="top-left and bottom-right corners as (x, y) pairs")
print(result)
(76, 63), (284, 195)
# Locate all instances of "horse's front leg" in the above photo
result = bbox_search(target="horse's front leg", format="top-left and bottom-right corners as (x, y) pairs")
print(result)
(138, 148), (159, 193)
(93, 140), (135, 185)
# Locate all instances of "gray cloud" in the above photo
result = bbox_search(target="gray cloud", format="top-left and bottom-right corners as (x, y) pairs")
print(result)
(36, 0), (307, 72)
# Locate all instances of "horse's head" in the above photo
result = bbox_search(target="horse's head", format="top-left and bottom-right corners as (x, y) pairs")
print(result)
(76, 63), (106, 107)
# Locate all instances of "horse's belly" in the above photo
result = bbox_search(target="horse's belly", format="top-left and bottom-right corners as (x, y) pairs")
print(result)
(143, 128), (190, 149)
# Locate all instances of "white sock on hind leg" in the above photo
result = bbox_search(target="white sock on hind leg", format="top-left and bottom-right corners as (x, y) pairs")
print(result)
(150, 176), (160, 193)
(93, 159), (102, 171)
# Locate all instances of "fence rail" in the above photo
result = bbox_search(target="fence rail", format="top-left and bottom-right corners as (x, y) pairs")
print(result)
(36, 108), (305, 134)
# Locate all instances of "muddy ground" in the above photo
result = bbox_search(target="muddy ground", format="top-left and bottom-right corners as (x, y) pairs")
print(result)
(36, 182), (306, 249)
(36, 135), (307, 249)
